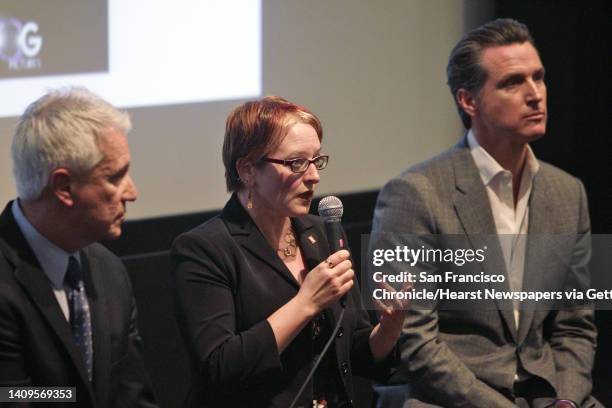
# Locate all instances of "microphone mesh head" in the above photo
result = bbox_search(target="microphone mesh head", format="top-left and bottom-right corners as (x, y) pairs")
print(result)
(318, 195), (343, 220)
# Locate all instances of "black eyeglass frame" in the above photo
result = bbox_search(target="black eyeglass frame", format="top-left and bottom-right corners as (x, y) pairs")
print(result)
(260, 155), (329, 173)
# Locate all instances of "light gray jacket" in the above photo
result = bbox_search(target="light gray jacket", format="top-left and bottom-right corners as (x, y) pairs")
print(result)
(369, 138), (597, 407)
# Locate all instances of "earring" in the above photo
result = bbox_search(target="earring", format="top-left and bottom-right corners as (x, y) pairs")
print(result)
(247, 189), (253, 209)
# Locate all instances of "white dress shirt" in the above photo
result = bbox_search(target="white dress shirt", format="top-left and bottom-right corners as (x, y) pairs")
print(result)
(467, 130), (541, 325)
(467, 131), (540, 382)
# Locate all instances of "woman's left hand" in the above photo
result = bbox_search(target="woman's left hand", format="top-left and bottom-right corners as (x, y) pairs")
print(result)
(375, 281), (411, 340)
(368, 281), (411, 361)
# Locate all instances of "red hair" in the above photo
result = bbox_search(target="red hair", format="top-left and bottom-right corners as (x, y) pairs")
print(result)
(222, 96), (323, 191)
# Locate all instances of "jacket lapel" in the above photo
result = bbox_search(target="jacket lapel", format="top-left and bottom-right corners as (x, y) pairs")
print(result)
(222, 194), (300, 290)
(451, 144), (518, 342)
(517, 172), (553, 343)
(293, 216), (345, 346)
(293, 217), (326, 271)
(0, 203), (95, 400)
(14, 261), (96, 394)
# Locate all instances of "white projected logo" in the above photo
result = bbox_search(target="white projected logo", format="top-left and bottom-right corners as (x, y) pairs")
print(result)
(0, 18), (43, 71)
(0, 0), (261, 118)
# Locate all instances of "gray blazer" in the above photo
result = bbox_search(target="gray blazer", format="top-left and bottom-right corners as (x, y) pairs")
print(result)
(369, 139), (598, 407)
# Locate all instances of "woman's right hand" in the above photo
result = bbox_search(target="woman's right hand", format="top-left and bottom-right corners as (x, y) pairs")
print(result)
(267, 250), (354, 353)
(296, 249), (354, 316)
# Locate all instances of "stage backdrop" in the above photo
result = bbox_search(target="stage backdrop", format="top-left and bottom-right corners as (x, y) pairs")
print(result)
(0, 0), (465, 219)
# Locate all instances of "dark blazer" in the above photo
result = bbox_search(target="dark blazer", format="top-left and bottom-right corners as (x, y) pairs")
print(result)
(171, 194), (394, 408)
(0, 202), (158, 408)
(370, 138), (598, 407)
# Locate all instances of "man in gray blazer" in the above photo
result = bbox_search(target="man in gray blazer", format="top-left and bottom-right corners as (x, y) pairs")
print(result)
(370, 19), (599, 408)
(0, 87), (158, 407)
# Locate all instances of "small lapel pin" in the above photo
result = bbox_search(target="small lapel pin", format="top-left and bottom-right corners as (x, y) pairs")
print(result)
(307, 235), (317, 244)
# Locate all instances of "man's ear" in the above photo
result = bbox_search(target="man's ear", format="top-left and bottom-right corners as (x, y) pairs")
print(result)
(49, 168), (75, 206)
(456, 88), (478, 118)
(236, 158), (255, 187)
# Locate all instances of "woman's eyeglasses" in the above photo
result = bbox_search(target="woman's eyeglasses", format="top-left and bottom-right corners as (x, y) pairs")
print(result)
(261, 155), (329, 173)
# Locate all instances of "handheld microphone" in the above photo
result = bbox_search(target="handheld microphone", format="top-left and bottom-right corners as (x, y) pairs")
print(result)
(318, 195), (345, 251)
(290, 196), (348, 408)
(318, 196), (348, 307)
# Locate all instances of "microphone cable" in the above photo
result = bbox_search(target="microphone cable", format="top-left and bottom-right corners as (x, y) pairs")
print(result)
(288, 307), (345, 408)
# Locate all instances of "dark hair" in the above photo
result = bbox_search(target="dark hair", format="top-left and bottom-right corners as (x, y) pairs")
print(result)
(446, 18), (535, 128)
(222, 96), (323, 192)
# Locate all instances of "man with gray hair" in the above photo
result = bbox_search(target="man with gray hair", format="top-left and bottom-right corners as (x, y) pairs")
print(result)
(370, 19), (599, 407)
(0, 87), (158, 407)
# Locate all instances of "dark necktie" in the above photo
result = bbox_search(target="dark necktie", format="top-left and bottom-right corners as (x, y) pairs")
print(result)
(65, 256), (93, 381)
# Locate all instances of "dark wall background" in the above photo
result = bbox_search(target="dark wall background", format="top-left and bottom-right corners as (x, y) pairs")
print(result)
(103, 1), (611, 406)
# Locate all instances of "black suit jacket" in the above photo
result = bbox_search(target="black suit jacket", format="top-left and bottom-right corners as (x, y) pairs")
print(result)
(0, 202), (158, 408)
(171, 194), (394, 408)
